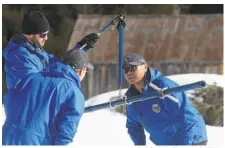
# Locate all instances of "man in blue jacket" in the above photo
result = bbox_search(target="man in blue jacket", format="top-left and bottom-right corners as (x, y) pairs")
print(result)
(2, 48), (92, 145)
(122, 52), (208, 145)
(3, 11), (99, 90)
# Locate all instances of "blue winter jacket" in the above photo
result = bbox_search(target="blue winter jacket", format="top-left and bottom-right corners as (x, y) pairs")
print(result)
(3, 34), (60, 90)
(125, 68), (207, 145)
(3, 34), (86, 90)
(2, 62), (85, 145)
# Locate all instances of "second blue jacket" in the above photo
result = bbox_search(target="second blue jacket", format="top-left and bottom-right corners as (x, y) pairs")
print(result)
(125, 68), (207, 145)
(2, 62), (85, 145)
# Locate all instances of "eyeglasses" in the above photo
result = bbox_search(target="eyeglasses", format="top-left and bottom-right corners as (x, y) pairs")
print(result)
(122, 65), (137, 74)
(39, 33), (48, 38)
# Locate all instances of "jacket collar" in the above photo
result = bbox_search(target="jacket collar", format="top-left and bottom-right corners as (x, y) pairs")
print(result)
(11, 34), (42, 51)
(45, 62), (81, 88)
(144, 68), (162, 84)
(129, 68), (162, 94)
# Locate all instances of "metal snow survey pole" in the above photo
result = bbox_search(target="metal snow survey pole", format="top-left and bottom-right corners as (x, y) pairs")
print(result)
(84, 81), (206, 113)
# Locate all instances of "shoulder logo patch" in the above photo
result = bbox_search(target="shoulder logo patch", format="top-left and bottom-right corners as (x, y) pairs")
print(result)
(152, 104), (160, 113)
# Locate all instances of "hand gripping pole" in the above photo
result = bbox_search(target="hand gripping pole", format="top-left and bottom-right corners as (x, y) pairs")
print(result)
(79, 12), (126, 50)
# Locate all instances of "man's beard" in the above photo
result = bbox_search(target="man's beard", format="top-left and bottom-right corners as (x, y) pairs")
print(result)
(33, 38), (44, 48)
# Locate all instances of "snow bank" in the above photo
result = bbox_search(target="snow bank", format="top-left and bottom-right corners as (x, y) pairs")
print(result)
(2, 73), (224, 146)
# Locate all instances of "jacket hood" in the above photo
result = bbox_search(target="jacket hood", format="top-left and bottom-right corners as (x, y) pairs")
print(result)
(44, 62), (81, 88)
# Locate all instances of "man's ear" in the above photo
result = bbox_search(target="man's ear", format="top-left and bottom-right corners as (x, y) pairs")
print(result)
(80, 67), (86, 75)
(144, 63), (148, 70)
(78, 69), (82, 76)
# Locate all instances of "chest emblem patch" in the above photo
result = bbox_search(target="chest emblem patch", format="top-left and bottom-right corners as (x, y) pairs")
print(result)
(152, 104), (161, 113)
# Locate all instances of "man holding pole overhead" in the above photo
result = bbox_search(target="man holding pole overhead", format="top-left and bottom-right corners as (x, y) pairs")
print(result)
(3, 11), (99, 90)
(122, 52), (208, 145)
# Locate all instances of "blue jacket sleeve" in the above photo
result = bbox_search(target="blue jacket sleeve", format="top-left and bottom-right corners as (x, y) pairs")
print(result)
(126, 105), (146, 145)
(53, 86), (84, 145)
(4, 49), (40, 89)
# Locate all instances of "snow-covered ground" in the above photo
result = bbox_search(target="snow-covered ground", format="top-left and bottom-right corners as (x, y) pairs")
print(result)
(167, 73), (223, 87)
(2, 73), (224, 146)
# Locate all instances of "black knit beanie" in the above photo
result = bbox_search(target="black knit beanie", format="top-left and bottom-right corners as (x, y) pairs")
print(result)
(22, 11), (50, 35)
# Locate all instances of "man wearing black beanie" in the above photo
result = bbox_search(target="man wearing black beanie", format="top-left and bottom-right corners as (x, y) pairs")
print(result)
(3, 11), (99, 90)
(21, 11), (50, 48)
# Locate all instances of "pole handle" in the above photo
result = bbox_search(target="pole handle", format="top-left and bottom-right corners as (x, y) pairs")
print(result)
(166, 95), (179, 103)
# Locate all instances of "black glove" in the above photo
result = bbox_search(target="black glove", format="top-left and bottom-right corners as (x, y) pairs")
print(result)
(78, 33), (99, 49)
(117, 19), (126, 31)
